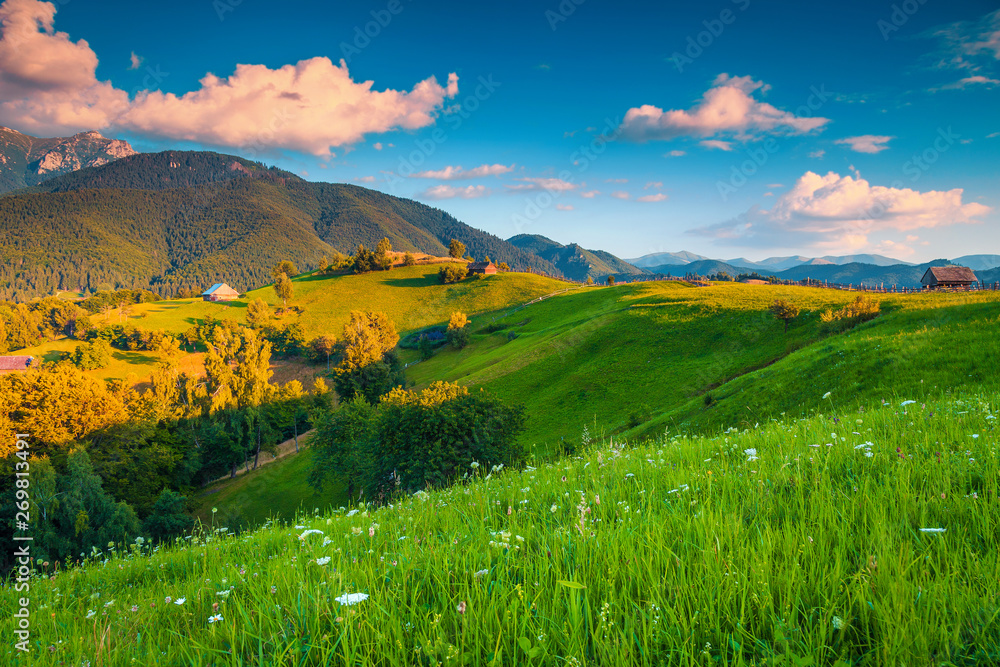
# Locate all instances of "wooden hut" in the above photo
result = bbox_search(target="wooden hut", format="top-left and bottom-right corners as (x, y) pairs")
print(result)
(201, 283), (240, 301)
(920, 266), (977, 290)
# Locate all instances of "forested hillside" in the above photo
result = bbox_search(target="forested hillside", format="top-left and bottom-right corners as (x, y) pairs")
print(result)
(0, 152), (561, 300)
(507, 233), (646, 282)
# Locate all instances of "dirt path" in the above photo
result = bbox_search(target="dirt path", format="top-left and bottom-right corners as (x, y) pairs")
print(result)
(206, 430), (314, 486)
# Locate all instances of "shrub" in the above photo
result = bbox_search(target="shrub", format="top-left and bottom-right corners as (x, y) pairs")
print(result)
(820, 296), (881, 333)
(311, 382), (528, 500)
(447, 311), (470, 350)
(438, 264), (468, 284)
(71, 338), (112, 370)
(402, 252), (416, 267)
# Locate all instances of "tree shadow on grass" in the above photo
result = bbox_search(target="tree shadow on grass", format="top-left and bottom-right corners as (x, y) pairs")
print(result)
(112, 350), (159, 365)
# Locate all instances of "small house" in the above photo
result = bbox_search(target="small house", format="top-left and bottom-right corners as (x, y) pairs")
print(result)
(201, 283), (240, 302)
(0, 356), (34, 373)
(467, 261), (498, 276)
(920, 266), (977, 290)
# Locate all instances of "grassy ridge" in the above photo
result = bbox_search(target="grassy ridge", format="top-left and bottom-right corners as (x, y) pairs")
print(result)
(7, 395), (998, 665)
(410, 282), (1000, 449)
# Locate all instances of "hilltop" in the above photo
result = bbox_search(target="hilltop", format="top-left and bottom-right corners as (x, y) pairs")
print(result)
(0, 151), (562, 300)
(507, 234), (647, 282)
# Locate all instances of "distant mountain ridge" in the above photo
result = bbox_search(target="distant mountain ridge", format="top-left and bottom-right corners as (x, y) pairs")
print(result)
(0, 127), (136, 194)
(0, 151), (562, 300)
(629, 249), (998, 275)
(507, 234), (646, 282)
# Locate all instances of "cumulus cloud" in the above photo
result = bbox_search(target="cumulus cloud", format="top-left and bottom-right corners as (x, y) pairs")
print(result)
(644, 181), (663, 189)
(665, 150), (686, 157)
(690, 170), (991, 251)
(610, 191), (630, 200)
(618, 74), (829, 143)
(129, 51), (142, 70)
(505, 177), (577, 193)
(556, 204), (574, 211)
(835, 135), (894, 154)
(637, 193), (668, 203)
(0, 0), (129, 135)
(0, 0), (458, 153)
(808, 149), (826, 159)
(410, 164), (513, 180)
(120, 58), (458, 156)
(418, 184), (491, 200)
(580, 190), (600, 198)
(354, 176), (376, 183)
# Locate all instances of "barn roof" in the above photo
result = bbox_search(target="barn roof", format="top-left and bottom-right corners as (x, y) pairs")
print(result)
(0, 355), (33, 371)
(201, 283), (239, 296)
(923, 266), (977, 283)
(467, 261), (495, 271)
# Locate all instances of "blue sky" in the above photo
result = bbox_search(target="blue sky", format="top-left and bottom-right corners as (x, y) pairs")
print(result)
(2, 0), (998, 261)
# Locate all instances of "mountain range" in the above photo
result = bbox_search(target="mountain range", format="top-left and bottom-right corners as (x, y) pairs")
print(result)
(0, 127), (136, 194)
(506, 234), (647, 282)
(0, 128), (996, 301)
(0, 150), (561, 301)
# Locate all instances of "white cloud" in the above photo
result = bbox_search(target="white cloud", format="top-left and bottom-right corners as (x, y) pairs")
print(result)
(610, 191), (630, 200)
(988, 132), (1000, 138)
(129, 51), (142, 70)
(0, 0), (458, 153)
(580, 190), (600, 198)
(121, 58), (458, 156)
(637, 193), (668, 203)
(699, 139), (733, 151)
(691, 170), (991, 251)
(505, 177), (577, 193)
(835, 135), (894, 154)
(808, 149), (825, 159)
(0, 0), (129, 135)
(618, 74), (829, 143)
(555, 204), (574, 211)
(410, 164), (513, 180)
(418, 184), (491, 200)
(665, 150), (686, 157)
(644, 181), (663, 189)
(373, 142), (383, 150)
(605, 178), (628, 184)
(354, 176), (376, 183)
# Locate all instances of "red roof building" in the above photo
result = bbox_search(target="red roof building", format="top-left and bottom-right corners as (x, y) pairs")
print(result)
(467, 261), (497, 275)
(0, 356), (34, 373)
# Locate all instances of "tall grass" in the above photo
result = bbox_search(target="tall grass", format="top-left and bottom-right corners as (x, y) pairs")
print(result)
(5, 394), (998, 665)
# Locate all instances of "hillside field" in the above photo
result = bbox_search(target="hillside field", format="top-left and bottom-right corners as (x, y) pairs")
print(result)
(6, 394), (998, 665)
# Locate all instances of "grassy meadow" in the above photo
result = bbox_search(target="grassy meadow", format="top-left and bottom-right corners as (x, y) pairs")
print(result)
(4, 394), (998, 665)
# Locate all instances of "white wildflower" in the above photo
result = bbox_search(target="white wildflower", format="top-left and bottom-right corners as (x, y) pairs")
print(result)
(335, 592), (369, 606)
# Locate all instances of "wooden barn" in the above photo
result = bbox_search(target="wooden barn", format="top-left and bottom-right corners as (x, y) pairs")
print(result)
(467, 261), (498, 276)
(201, 283), (240, 302)
(920, 266), (977, 290)
(0, 356), (34, 373)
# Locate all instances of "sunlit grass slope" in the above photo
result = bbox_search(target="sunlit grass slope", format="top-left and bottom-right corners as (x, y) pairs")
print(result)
(8, 395), (998, 665)
(409, 282), (1000, 450)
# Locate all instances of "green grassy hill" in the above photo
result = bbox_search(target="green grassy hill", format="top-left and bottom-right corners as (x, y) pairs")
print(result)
(15, 266), (572, 381)
(409, 282), (1000, 449)
(12, 393), (999, 665)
